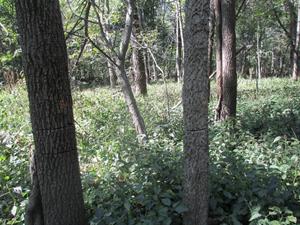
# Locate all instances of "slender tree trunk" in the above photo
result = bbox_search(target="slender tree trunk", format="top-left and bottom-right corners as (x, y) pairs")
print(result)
(175, 0), (183, 82)
(220, 0), (237, 119)
(286, 0), (297, 69)
(293, 0), (300, 80)
(256, 25), (262, 80)
(183, 0), (209, 224)
(178, 0), (185, 80)
(108, 60), (117, 88)
(132, 4), (147, 95)
(214, 0), (223, 120)
(144, 51), (151, 84)
(117, 60), (147, 138)
(16, 1), (86, 225)
(208, 0), (215, 78)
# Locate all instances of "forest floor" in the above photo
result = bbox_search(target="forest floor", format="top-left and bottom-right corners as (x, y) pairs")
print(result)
(1, 78), (300, 225)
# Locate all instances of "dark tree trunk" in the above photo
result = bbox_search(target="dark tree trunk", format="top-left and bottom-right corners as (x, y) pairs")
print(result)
(144, 50), (151, 84)
(215, 0), (237, 121)
(220, 0), (237, 119)
(132, 4), (147, 95)
(16, 1), (86, 225)
(214, 0), (223, 120)
(182, 0), (209, 224)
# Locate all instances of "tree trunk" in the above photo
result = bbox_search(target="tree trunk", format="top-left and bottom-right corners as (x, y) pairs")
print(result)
(220, 0), (237, 119)
(117, 60), (147, 138)
(214, 0), (223, 120)
(144, 50), (151, 84)
(215, 0), (237, 121)
(182, 0), (209, 224)
(15, 1), (86, 225)
(108, 60), (117, 88)
(286, 0), (297, 69)
(293, 0), (300, 80)
(132, 4), (147, 95)
(175, 0), (183, 82)
(178, 0), (185, 80)
(208, 0), (215, 78)
(256, 25), (262, 80)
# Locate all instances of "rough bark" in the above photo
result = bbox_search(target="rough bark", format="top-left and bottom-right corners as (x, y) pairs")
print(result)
(208, 0), (215, 78)
(131, 4), (147, 95)
(220, 0), (237, 119)
(183, 0), (209, 224)
(15, 0), (86, 225)
(214, 0), (223, 120)
(215, 0), (237, 121)
(293, 0), (300, 80)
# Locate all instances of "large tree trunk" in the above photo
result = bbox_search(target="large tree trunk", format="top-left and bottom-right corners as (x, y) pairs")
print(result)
(15, 1), (86, 225)
(182, 0), (209, 224)
(131, 4), (147, 95)
(215, 0), (237, 121)
(293, 0), (300, 80)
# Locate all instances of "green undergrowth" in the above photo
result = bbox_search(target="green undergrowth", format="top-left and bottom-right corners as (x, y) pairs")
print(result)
(0, 78), (300, 225)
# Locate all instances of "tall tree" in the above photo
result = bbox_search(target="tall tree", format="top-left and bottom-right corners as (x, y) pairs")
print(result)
(182, 0), (209, 224)
(83, 0), (147, 138)
(215, 0), (237, 121)
(293, 0), (300, 80)
(131, 3), (147, 95)
(15, 0), (86, 224)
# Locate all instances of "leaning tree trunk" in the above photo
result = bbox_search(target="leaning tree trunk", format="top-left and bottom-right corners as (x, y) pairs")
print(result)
(182, 0), (209, 224)
(117, 60), (147, 138)
(132, 4), (147, 95)
(293, 0), (300, 80)
(15, 1), (86, 225)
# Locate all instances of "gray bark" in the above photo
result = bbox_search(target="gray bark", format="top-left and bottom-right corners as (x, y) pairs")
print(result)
(183, 0), (209, 224)
(15, 0), (86, 224)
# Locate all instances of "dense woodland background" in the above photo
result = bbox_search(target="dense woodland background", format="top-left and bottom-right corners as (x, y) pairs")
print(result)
(1, 0), (300, 224)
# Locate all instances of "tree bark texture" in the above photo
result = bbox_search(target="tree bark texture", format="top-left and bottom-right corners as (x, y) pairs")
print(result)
(15, 1), (86, 225)
(293, 0), (300, 80)
(208, 0), (215, 78)
(175, 0), (183, 82)
(183, 0), (209, 224)
(215, 0), (237, 121)
(131, 4), (147, 95)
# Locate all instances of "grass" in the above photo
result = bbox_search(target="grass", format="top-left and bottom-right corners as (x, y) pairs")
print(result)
(0, 78), (300, 225)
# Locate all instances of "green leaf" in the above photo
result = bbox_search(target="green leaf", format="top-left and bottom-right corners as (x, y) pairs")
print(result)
(161, 198), (171, 206)
(174, 203), (188, 214)
(249, 206), (262, 221)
